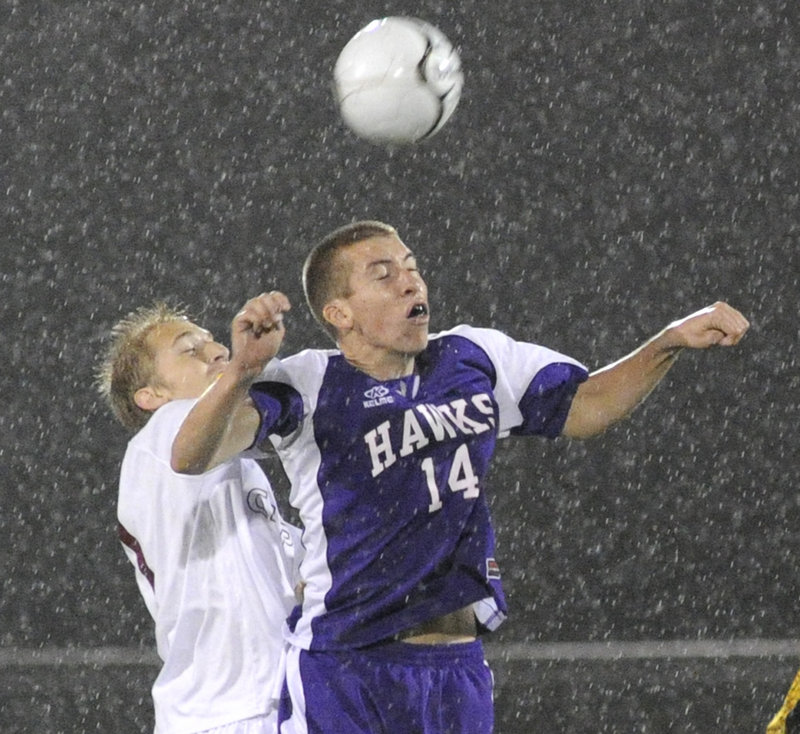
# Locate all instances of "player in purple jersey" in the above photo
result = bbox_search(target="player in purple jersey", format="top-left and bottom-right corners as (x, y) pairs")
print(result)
(171, 221), (749, 733)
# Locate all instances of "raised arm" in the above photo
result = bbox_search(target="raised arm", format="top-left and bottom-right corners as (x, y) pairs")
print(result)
(171, 292), (290, 474)
(562, 301), (749, 439)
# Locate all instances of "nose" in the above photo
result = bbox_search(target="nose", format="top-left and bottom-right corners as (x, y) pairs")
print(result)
(400, 268), (425, 295)
(205, 341), (229, 363)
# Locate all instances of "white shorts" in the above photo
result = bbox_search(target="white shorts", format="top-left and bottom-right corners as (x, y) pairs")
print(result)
(199, 712), (278, 734)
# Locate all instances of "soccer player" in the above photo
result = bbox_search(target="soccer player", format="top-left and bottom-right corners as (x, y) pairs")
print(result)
(97, 299), (303, 734)
(171, 221), (749, 733)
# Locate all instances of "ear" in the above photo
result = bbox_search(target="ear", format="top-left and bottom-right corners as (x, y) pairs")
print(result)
(322, 298), (352, 333)
(134, 384), (171, 413)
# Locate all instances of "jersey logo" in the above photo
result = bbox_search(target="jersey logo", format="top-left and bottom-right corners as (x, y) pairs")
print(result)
(247, 488), (278, 521)
(363, 385), (394, 408)
(486, 558), (501, 580)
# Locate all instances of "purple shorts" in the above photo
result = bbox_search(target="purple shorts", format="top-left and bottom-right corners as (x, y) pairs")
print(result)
(278, 639), (494, 733)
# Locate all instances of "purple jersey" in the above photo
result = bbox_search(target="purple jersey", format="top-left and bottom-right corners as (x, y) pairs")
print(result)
(250, 325), (587, 651)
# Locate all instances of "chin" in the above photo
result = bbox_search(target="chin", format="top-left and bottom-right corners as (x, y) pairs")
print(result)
(407, 334), (429, 355)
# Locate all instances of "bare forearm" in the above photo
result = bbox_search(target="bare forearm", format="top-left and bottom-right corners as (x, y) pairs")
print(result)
(171, 367), (259, 474)
(564, 332), (682, 438)
(562, 301), (748, 439)
(171, 292), (289, 474)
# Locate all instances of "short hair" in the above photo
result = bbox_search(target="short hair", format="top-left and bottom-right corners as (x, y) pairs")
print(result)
(96, 302), (189, 432)
(302, 220), (398, 341)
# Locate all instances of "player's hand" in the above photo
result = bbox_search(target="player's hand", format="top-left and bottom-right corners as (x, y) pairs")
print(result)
(664, 301), (749, 350)
(230, 291), (291, 377)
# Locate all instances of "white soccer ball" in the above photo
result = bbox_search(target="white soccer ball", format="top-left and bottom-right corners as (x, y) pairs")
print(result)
(333, 17), (464, 145)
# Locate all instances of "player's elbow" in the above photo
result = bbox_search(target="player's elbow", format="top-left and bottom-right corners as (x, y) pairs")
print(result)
(170, 459), (203, 475)
(562, 399), (625, 439)
(170, 448), (208, 475)
(561, 419), (607, 440)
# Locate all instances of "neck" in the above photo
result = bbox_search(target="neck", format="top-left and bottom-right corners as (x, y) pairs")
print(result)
(341, 348), (416, 381)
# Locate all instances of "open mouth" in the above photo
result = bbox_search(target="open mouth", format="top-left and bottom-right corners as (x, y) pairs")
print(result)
(408, 303), (429, 318)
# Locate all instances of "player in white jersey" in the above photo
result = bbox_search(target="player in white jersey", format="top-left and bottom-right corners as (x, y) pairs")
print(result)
(97, 300), (303, 734)
(171, 221), (749, 733)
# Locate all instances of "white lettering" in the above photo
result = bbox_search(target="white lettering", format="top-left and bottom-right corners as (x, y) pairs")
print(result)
(364, 393), (496, 478)
(439, 398), (490, 435)
(447, 444), (480, 499)
(400, 409), (429, 457)
(363, 395), (394, 408)
(421, 457), (442, 512)
(364, 420), (397, 477)
(471, 394), (496, 428)
(416, 403), (458, 441)
(422, 444), (480, 514)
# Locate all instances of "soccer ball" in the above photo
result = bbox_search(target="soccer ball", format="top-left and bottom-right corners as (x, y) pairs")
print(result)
(333, 17), (464, 145)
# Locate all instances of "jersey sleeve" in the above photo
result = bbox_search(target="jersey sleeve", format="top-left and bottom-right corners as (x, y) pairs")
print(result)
(140, 398), (268, 462)
(511, 361), (588, 437)
(445, 324), (589, 438)
(248, 350), (329, 447)
(142, 399), (197, 461)
(249, 380), (305, 446)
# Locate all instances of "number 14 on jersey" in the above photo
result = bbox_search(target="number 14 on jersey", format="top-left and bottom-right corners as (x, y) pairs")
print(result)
(421, 444), (480, 512)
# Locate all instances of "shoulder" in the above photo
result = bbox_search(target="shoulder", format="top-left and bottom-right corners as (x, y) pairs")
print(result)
(428, 324), (533, 365)
(258, 349), (342, 399)
(431, 324), (543, 354)
(434, 324), (584, 367)
(431, 324), (505, 349)
(283, 348), (339, 369)
(429, 324), (587, 391)
(119, 402), (193, 506)
(125, 399), (198, 465)
(426, 325), (500, 369)
(249, 351), (340, 440)
(261, 349), (338, 381)
(123, 398), (250, 482)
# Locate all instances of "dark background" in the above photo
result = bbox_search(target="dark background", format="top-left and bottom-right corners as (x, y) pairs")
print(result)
(2, 0), (799, 730)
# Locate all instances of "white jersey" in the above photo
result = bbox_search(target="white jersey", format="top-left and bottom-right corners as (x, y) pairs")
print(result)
(117, 399), (302, 734)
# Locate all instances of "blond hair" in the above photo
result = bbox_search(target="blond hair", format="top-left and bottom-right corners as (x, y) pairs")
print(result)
(96, 302), (189, 432)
